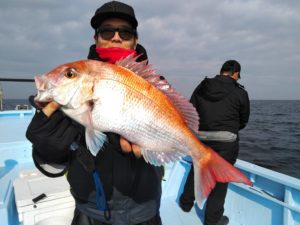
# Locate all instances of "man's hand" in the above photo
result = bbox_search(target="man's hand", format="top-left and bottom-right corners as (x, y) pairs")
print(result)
(120, 137), (142, 158)
(42, 101), (60, 117)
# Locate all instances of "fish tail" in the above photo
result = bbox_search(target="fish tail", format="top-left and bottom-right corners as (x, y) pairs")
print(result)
(191, 141), (252, 208)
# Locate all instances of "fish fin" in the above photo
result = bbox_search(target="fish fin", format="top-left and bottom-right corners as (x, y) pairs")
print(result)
(116, 54), (199, 134)
(85, 128), (107, 156)
(141, 148), (185, 166)
(64, 104), (106, 156)
(192, 148), (252, 209)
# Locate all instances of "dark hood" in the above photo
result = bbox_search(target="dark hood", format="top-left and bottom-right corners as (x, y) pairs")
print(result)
(199, 75), (238, 101)
(87, 44), (100, 60)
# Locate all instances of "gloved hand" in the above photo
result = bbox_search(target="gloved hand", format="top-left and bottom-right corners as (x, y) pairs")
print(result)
(105, 133), (142, 158)
(26, 96), (81, 164)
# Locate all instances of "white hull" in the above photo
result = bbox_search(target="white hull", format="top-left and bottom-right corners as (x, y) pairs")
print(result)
(1, 110), (299, 225)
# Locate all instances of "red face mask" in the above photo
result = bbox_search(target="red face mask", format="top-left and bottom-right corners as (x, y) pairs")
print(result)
(96, 47), (137, 64)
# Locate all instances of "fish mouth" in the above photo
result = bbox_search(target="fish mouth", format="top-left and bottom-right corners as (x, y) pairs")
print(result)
(34, 91), (52, 106)
(34, 75), (55, 105)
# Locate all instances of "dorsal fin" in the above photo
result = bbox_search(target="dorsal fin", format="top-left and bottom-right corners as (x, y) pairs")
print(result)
(116, 54), (199, 134)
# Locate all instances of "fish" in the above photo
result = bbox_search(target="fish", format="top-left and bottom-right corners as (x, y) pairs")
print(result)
(34, 55), (251, 207)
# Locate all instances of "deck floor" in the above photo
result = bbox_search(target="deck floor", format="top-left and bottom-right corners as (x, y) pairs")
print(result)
(160, 198), (241, 225)
(161, 197), (204, 225)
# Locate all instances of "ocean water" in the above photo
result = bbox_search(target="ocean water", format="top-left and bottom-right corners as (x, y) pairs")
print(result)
(239, 100), (300, 179)
(2, 99), (300, 179)
(2, 98), (31, 110)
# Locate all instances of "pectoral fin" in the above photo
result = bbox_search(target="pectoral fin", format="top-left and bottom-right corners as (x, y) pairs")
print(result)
(85, 127), (107, 156)
(63, 103), (107, 156)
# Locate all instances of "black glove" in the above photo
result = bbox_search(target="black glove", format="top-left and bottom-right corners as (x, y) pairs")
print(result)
(26, 101), (81, 164)
(105, 133), (121, 148)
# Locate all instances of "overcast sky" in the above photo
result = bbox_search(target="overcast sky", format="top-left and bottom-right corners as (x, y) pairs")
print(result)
(0, 0), (299, 100)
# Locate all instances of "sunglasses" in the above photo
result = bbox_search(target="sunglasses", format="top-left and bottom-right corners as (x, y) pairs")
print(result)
(96, 26), (137, 41)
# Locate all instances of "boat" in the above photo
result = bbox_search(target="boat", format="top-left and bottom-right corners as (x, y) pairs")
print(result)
(1, 109), (300, 225)
(14, 105), (30, 110)
(0, 83), (3, 111)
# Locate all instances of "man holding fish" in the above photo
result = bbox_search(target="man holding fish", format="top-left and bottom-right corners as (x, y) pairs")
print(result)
(179, 60), (250, 225)
(27, 1), (163, 224)
(26, 1), (251, 225)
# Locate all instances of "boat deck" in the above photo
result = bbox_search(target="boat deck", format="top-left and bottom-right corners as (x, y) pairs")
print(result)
(161, 198), (205, 225)
(1, 110), (300, 225)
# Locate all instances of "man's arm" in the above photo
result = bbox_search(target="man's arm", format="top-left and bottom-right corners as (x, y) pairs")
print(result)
(26, 101), (80, 164)
(239, 91), (250, 130)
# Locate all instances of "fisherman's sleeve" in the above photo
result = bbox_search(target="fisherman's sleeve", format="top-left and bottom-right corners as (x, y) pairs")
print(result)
(239, 91), (250, 130)
(26, 109), (80, 176)
(190, 82), (202, 108)
(105, 132), (123, 152)
(190, 90), (198, 108)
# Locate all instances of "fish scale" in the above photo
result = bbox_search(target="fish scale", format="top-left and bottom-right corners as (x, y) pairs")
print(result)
(93, 76), (186, 152)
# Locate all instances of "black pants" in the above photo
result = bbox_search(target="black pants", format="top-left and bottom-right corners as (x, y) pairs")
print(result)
(180, 166), (228, 225)
(180, 141), (238, 225)
(71, 208), (162, 225)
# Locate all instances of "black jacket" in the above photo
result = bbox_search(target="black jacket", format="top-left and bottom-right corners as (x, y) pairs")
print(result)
(189, 75), (250, 164)
(26, 44), (163, 224)
(190, 75), (250, 134)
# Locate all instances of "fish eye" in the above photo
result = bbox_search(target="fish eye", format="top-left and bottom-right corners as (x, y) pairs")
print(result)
(64, 69), (77, 79)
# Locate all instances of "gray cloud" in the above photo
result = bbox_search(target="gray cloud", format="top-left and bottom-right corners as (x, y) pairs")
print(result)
(0, 0), (299, 99)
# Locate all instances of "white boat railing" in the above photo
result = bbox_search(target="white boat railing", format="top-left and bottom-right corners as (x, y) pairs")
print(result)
(0, 83), (3, 111)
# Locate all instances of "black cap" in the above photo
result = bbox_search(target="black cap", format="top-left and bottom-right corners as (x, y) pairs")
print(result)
(91, 1), (138, 30)
(220, 60), (241, 74)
